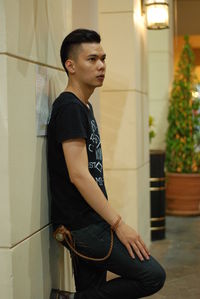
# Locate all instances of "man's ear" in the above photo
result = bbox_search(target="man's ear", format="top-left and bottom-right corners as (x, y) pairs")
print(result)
(65, 59), (75, 75)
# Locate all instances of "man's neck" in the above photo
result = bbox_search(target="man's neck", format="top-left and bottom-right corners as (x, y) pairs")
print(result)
(65, 81), (94, 105)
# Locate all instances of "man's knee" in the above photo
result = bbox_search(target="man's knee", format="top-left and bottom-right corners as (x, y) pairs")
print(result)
(153, 264), (166, 291)
(146, 263), (166, 295)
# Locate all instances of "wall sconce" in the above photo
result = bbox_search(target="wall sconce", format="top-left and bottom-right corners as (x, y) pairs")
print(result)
(144, 0), (169, 30)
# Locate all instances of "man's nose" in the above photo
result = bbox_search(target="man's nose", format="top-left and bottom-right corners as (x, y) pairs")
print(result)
(97, 60), (105, 70)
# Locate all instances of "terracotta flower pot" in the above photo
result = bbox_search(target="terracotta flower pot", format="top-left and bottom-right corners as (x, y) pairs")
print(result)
(166, 173), (200, 216)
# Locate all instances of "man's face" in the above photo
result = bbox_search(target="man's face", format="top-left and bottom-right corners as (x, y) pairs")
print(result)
(72, 43), (106, 89)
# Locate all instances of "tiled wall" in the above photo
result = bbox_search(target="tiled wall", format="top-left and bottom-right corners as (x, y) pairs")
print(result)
(98, 0), (150, 243)
(148, 0), (174, 150)
(0, 1), (72, 298)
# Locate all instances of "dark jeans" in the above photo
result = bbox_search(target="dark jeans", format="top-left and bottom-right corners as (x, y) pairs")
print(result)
(62, 221), (166, 299)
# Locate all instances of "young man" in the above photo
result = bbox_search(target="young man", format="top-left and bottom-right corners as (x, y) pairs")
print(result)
(47, 29), (165, 299)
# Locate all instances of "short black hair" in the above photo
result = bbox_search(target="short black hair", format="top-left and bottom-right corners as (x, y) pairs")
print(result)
(60, 28), (101, 75)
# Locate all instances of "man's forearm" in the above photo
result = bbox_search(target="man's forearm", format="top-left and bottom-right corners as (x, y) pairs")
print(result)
(71, 170), (150, 261)
(71, 171), (119, 226)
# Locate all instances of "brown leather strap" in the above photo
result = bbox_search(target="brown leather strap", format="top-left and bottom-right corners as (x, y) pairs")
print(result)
(111, 216), (122, 231)
(54, 225), (114, 262)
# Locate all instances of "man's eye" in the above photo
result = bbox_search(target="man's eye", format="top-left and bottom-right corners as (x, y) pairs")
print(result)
(89, 57), (96, 61)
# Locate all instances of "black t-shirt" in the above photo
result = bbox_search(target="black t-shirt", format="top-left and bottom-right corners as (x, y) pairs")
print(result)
(47, 92), (108, 230)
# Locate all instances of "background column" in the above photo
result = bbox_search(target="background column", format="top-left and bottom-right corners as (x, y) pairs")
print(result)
(98, 0), (150, 244)
(148, 0), (174, 150)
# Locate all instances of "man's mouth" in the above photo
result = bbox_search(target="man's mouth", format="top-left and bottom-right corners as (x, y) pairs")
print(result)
(96, 74), (105, 79)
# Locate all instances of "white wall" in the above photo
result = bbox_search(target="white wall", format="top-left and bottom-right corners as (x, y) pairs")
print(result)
(0, 1), (72, 298)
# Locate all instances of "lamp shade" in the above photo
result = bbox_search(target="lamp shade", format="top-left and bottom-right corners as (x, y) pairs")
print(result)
(145, 0), (169, 30)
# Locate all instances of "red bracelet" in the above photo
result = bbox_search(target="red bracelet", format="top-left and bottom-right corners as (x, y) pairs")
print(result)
(111, 216), (122, 231)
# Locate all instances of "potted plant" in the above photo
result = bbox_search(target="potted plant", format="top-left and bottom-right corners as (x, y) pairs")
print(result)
(149, 116), (166, 241)
(165, 35), (200, 215)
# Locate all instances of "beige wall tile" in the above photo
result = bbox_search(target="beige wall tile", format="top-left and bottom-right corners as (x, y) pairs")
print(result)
(12, 226), (71, 299)
(1, 0), (71, 67)
(148, 41), (173, 150)
(64, 250), (76, 292)
(104, 166), (150, 245)
(147, 30), (172, 54)
(99, 4), (146, 92)
(99, 0), (134, 12)
(136, 93), (150, 167)
(0, 2), (6, 52)
(0, 120), (11, 247)
(0, 55), (11, 247)
(0, 0), (73, 296)
(100, 91), (136, 169)
(7, 57), (48, 245)
(72, 0), (98, 30)
(0, 249), (13, 299)
(6, 57), (66, 245)
(140, 29), (148, 94)
(142, 94), (150, 164)
(104, 169), (138, 229)
(147, 0), (174, 151)
(132, 5), (147, 93)
(137, 163), (151, 247)
(148, 52), (172, 101)
(0, 56), (8, 119)
(132, 24), (144, 93)
(99, 12), (137, 91)
(100, 91), (148, 169)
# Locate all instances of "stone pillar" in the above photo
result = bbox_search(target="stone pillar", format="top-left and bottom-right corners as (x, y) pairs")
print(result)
(0, 1), (72, 298)
(148, 0), (174, 150)
(98, 0), (150, 244)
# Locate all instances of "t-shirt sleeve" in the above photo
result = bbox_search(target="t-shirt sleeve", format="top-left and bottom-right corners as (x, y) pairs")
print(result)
(55, 103), (88, 143)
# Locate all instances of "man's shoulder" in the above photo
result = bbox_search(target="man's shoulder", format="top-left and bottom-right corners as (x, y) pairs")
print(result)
(53, 92), (81, 110)
(50, 92), (89, 121)
(49, 92), (89, 125)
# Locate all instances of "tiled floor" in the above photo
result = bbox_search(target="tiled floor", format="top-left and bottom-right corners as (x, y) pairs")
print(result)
(147, 216), (200, 299)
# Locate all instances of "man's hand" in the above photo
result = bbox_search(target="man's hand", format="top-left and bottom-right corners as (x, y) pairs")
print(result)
(115, 221), (150, 261)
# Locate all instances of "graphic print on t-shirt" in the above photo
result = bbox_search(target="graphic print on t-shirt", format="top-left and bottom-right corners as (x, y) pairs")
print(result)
(88, 120), (104, 186)
(88, 120), (101, 153)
